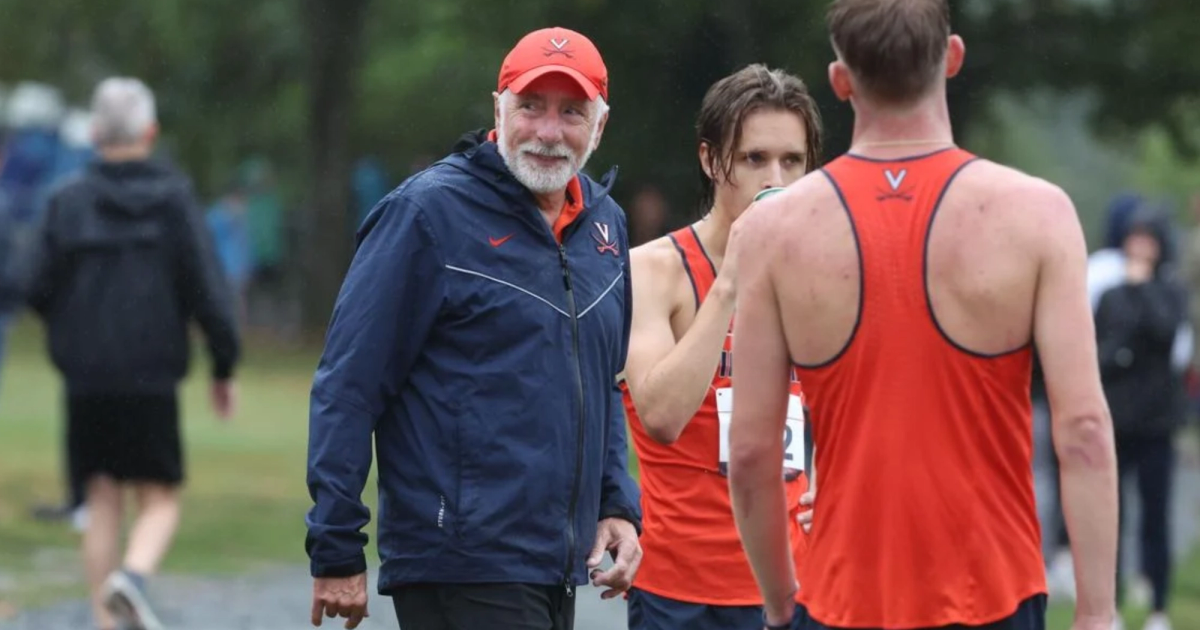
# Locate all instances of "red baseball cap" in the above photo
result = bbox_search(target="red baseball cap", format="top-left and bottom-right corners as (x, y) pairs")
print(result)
(497, 27), (609, 101)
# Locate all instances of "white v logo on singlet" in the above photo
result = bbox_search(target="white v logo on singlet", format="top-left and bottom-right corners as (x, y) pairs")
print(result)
(884, 168), (907, 191)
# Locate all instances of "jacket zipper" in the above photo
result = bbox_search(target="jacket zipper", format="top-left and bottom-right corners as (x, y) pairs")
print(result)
(558, 242), (585, 599)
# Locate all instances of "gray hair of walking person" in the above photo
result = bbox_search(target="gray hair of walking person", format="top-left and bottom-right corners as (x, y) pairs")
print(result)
(90, 78), (158, 150)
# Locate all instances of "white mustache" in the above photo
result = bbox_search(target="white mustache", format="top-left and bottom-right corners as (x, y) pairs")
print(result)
(519, 143), (571, 159)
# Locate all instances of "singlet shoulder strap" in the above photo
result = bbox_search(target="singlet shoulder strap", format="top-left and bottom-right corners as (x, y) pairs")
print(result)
(667, 226), (718, 310)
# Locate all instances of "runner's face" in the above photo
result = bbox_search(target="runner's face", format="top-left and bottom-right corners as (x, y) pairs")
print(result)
(713, 109), (809, 220)
(495, 77), (604, 194)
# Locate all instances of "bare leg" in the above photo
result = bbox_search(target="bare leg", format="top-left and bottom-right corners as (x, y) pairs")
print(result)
(82, 476), (123, 630)
(122, 482), (181, 575)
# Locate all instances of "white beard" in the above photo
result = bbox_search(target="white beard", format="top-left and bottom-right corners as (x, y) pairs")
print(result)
(496, 120), (597, 194)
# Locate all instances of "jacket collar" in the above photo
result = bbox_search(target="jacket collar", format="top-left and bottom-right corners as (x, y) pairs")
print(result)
(444, 128), (619, 215)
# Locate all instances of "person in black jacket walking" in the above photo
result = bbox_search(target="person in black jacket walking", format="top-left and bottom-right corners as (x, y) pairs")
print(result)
(1095, 208), (1187, 630)
(26, 77), (241, 630)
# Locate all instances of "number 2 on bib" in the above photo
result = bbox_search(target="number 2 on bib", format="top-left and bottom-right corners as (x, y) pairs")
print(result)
(715, 387), (805, 479)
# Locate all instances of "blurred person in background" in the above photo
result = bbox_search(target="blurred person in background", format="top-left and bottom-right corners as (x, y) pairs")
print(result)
(1089, 194), (1193, 371)
(1095, 207), (1188, 630)
(304, 26), (641, 630)
(0, 88), (74, 534)
(0, 82), (63, 401)
(51, 108), (96, 185)
(352, 155), (390, 230)
(0, 82), (64, 225)
(26, 77), (241, 630)
(27, 106), (95, 531)
(620, 63), (822, 630)
(627, 183), (669, 246)
(206, 181), (253, 328)
(240, 157), (286, 332)
(0, 129), (15, 356)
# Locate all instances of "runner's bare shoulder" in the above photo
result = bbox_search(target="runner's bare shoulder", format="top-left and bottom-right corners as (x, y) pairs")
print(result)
(630, 233), (688, 297)
(956, 159), (1078, 227)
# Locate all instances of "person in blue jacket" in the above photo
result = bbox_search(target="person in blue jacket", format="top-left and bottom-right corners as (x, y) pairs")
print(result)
(305, 26), (642, 630)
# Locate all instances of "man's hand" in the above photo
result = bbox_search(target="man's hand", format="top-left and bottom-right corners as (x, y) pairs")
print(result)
(587, 518), (642, 599)
(714, 215), (749, 298)
(311, 573), (369, 629)
(211, 379), (237, 420)
(797, 491), (815, 534)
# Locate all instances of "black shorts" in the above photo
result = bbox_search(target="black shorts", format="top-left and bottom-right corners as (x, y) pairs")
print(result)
(68, 393), (183, 486)
(390, 583), (575, 630)
(796, 594), (1046, 630)
(627, 587), (803, 630)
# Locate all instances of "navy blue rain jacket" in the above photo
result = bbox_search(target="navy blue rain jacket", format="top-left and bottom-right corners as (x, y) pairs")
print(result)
(305, 130), (641, 594)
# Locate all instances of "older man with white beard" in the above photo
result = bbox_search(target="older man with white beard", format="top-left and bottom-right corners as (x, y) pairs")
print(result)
(304, 26), (642, 630)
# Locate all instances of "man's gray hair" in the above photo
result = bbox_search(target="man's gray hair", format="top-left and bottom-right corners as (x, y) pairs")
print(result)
(90, 77), (157, 147)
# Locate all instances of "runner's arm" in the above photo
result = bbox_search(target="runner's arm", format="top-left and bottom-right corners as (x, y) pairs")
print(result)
(727, 214), (796, 626)
(623, 246), (737, 444)
(305, 194), (444, 578)
(1033, 185), (1119, 624)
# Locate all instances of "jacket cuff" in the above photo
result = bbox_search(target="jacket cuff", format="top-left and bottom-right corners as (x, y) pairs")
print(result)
(310, 554), (368, 579)
(212, 361), (234, 381)
(600, 505), (643, 537)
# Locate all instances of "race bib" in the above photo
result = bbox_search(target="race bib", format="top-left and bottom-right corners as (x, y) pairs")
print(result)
(716, 387), (805, 478)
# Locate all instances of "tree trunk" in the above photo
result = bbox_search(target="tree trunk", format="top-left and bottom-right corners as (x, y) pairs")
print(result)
(300, 0), (371, 335)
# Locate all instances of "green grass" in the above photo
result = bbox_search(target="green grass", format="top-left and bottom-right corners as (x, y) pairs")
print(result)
(1, 315), (1200, 629)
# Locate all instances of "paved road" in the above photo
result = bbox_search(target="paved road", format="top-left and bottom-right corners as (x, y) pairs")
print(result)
(0, 569), (631, 630)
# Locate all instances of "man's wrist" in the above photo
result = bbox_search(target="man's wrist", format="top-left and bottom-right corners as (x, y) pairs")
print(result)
(309, 554), (367, 578)
(212, 362), (234, 381)
(762, 583), (798, 628)
(599, 506), (642, 536)
(763, 606), (794, 630)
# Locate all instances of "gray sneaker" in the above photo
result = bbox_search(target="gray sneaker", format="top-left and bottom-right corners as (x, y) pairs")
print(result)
(102, 569), (164, 630)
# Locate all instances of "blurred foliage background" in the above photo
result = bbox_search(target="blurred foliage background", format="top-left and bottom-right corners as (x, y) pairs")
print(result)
(1, 0), (1199, 330)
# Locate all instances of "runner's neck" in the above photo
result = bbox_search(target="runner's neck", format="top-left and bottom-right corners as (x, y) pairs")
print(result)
(849, 95), (954, 159)
(694, 208), (735, 261)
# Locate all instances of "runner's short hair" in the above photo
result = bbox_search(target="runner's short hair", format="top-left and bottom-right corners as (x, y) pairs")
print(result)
(827, 0), (951, 105)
